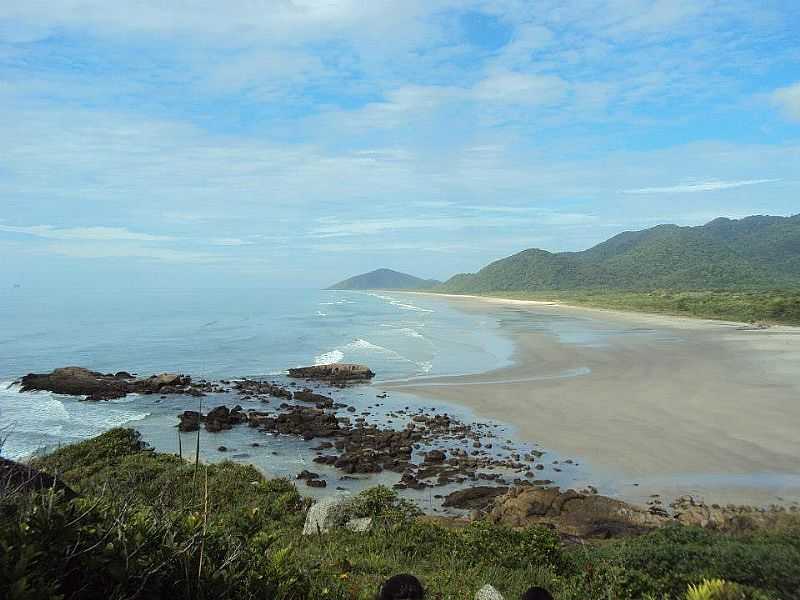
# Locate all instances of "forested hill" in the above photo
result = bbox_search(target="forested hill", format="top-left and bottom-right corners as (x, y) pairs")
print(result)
(328, 268), (440, 290)
(439, 215), (800, 292)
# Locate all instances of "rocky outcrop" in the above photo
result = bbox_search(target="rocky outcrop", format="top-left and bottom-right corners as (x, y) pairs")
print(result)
(288, 363), (375, 382)
(204, 405), (247, 432)
(303, 496), (349, 535)
(488, 487), (668, 538)
(442, 486), (509, 511)
(19, 367), (210, 401)
(475, 585), (504, 600)
(177, 406), (247, 433)
(671, 495), (798, 532)
(178, 410), (201, 432)
(0, 457), (76, 500)
(234, 379), (293, 400)
(20, 367), (132, 400)
(261, 406), (341, 438)
(302, 496), (375, 535)
(294, 388), (335, 408)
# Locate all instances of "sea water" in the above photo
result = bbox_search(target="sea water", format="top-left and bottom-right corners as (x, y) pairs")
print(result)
(0, 285), (699, 503)
(0, 287), (522, 495)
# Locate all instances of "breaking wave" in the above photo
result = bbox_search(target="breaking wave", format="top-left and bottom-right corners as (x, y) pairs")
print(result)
(367, 293), (434, 313)
(314, 350), (345, 365)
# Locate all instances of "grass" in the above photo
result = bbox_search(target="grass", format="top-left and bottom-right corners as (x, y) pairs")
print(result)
(2, 429), (799, 599)
(429, 289), (800, 326)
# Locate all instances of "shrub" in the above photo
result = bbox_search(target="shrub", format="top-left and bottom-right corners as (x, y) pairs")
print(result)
(334, 485), (422, 527)
(686, 578), (772, 600)
(453, 520), (564, 571)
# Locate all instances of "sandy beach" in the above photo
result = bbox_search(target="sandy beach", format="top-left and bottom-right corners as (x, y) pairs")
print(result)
(386, 293), (800, 506)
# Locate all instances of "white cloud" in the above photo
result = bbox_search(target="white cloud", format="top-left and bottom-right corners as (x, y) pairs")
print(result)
(0, 224), (175, 241)
(39, 242), (227, 264)
(623, 179), (781, 194)
(309, 216), (468, 237)
(210, 238), (253, 246)
(772, 82), (800, 122)
(472, 71), (567, 106)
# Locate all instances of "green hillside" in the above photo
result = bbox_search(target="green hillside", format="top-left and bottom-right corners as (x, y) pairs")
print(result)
(329, 268), (440, 290)
(4, 429), (799, 599)
(439, 215), (800, 293)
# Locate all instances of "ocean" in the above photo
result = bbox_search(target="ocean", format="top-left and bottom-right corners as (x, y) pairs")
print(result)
(2, 286), (560, 503)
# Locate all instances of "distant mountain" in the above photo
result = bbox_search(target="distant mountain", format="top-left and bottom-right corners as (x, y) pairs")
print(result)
(439, 214), (800, 293)
(328, 268), (441, 290)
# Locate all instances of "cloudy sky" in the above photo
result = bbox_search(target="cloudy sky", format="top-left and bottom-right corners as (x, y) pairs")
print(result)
(1, 1), (799, 288)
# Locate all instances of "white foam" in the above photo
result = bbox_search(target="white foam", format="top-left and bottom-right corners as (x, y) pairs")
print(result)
(417, 361), (433, 373)
(314, 349), (345, 365)
(393, 302), (433, 313)
(0, 383), (150, 460)
(345, 338), (387, 352)
(316, 311), (327, 317)
(397, 327), (424, 338)
(368, 292), (434, 313)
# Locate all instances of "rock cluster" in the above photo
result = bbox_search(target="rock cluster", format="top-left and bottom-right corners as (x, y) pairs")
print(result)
(670, 495), (798, 531)
(261, 406), (342, 439)
(19, 367), (214, 401)
(177, 405), (248, 432)
(234, 379), (293, 400)
(181, 388), (565, 495)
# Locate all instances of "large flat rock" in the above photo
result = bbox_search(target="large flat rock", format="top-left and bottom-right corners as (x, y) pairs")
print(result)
(288, 363), (375, 381)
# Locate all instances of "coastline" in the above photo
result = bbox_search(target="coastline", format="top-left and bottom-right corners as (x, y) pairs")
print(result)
(387, 291), (800, 507)
(405, 290), (800, 330)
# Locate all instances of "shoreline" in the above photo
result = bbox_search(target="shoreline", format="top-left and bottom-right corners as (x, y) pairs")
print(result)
(387, 291), (800, 507)
(404, 290), (800, 331)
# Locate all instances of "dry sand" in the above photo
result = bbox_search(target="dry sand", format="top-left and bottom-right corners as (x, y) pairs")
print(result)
(386, 293), (800, 506)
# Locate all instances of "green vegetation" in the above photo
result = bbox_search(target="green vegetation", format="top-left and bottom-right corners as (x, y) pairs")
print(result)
(328, 268), (441, 291)
(438, 215), (800, 293)
(3, 429), (799, 599)
(453, 289), (800, 325)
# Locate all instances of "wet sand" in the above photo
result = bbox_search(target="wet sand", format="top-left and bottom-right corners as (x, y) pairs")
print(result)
(386, 293), (800, 506)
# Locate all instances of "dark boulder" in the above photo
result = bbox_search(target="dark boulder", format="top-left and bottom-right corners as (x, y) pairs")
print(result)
(205, 405), (232, 432)
(178, 410), (201, 432)
(0, 457), (76, 500)
(442, 486), (509, 511)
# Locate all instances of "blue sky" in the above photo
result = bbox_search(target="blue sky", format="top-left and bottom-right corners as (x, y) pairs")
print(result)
(1, 1), (799, 288)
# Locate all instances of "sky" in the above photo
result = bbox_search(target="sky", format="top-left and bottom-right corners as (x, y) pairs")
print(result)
(1, 1), (799, 288)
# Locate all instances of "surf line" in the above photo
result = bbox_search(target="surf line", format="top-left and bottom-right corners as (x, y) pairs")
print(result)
(377, 366), (591, 387)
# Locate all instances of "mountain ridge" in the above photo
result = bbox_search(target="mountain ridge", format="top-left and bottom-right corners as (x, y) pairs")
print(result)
(328, 268), (441, 290)
(438, 214), (800, 293)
